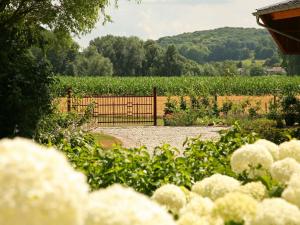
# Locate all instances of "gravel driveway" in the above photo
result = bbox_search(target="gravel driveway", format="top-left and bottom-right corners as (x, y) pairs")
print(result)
(94, 126), (225, 151)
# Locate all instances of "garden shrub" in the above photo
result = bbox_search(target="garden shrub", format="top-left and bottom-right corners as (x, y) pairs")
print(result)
(164, 96), (178, 115)
(4, 134), (300, 225)
(164, 110), (198, 126)
(43, 123), (257, 195)
(0, 51), (54, 138)
(238, 118), (300, 144)
(281, 94), (300, 126)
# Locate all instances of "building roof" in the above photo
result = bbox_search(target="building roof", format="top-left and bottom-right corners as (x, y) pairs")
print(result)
(253, 0), (300, 16)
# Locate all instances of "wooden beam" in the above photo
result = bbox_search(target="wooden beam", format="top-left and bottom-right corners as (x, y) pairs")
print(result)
(261, 15), (286, 53)
(271, 8), (300, 20)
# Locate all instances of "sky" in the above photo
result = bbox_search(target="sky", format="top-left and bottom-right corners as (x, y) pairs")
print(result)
(75, 0), (280, 47)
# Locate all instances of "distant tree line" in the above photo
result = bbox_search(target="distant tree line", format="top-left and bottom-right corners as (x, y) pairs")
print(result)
(29, 28), (300, 77)
(158, 27), (278, 63)
(31, 33), (205, 76)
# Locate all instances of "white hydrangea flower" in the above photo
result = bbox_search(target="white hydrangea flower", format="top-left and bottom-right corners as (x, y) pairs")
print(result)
(86, 184), (176, 225)
(255, 139), (279, 160)
(191, 174), (240, 200)
(179, 195), (214, 217)
(212, 192), (258, 224)
(152, 184), (187, 214)
(282, 173), (300, 208)
(0, 138), (89, 225)
(237, 182), (267, 200)
(177, 213), (224, 225)
(177, 213), (209, 225)
(271, 158), (300, 185)
(230, 144), (273, 178)
(279, 140), (300, 163)
(250, 198), (300, 225)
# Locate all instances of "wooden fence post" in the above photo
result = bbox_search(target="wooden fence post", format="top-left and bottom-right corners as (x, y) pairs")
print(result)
(153, 87), (157, 126)
(67, 87), (72, 113)
(214, 94), (218, 104)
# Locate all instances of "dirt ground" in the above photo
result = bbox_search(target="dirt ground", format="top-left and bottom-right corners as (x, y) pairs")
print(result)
(94, 126), (225, 151)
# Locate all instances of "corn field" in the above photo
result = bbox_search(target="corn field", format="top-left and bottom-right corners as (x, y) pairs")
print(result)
(54, 76), (300, 97)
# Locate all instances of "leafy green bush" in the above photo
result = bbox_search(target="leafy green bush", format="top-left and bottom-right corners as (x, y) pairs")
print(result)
(281, 95), (300, 126)
(35, 104), (94, 147)
(164, 95), (218, 126)
(164, 110), (198, 126)
(164, 96), (178, 115)
(238, 118), (300, 144)
(47, 124), (256, 195)
(0, 51), (54, 138)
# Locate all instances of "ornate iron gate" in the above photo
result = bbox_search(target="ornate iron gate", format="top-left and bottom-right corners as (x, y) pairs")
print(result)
(67, 88), (157, 126)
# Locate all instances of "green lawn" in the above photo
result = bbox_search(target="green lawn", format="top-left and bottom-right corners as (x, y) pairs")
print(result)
(92, 133), (122, 150)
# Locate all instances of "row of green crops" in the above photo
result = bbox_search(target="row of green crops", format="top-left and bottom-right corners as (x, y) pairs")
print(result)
(54, 76), (300, 97)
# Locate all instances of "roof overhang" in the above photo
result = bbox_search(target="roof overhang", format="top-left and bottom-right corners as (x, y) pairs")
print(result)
(254, 0), (300, 54)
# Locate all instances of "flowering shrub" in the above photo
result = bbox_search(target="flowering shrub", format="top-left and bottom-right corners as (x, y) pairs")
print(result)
(54, 123), (256, 196)
(191, 174), (240, 200)
(85, 184), (175, 225)
(282, 172), (300, 208)
(230, 143), (273, 178)
(250, 198), (300, 225)
(279, 140), (300, 162)
(179, 195), (213, 217)
(151, 184), (187, 215)
(237, 182), (267, 200)
(254, 139), (279, 160)
(3, 127), (300, 224)
(0, 138), (89, 225)
(177, 213), (209, 225)
(212, 192), (258, 224)
(270, 158), (300, 185)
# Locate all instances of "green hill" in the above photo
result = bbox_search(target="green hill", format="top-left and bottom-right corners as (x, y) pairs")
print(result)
(157, 27), (277, 63)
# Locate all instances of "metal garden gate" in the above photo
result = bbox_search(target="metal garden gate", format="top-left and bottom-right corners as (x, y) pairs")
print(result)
(67, 88), (157, 126)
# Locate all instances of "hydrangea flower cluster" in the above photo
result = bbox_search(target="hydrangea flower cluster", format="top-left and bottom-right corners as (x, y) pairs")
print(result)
(86, 184), (175, 225)
(177, 213), (209, 225)
(237, 182), (267, 200)
(191, 174), (240, 200)
(271, 158), (300, 184)
(282, 172), (300, 208)
(212, 192), (258, 223)
(0, 138), (89, 225)
(279, 140), (300, 162)
(3, 137), (300, 225)
(230, 144), (273, 177)
(179, 195), (214, 217)
(251, 198), (300, 225)
(151, 184), (187, 214)
(254, 139), (279, 160)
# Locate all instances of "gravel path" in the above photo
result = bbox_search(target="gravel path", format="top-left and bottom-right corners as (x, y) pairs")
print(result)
(94, 126), (226, 151)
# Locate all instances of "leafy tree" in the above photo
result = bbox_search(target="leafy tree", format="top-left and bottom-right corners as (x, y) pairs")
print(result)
(179, 44), (209, 63)
(264, 54), (281, 67)
(0, 50), (53, 137)
(250, 64), (265, 76)
(0, 0), (116, 34)
(161, 45), (183, 76)
(157, 27), (276, 63)
(91, 35), (145, 76)
(202, 63), (219, 76)
(73, 46), (113, 76)
(142, 40), (164, 76)
(237, 61), (243, 68)
(0, 0), (127, 137)
(30, 31), (80, 75)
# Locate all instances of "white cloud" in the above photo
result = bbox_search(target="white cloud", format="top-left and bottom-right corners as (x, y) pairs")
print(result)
(75, 0), (280, 47)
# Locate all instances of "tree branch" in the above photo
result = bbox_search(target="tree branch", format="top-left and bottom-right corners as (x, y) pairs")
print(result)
(0, 0), (11, 12)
